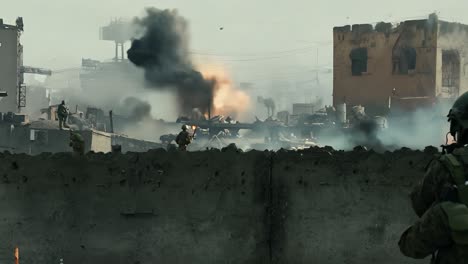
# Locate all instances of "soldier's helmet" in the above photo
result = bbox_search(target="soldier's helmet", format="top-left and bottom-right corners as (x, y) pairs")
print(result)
(447, 91), (468, 141)
(181, 125), (188, 131)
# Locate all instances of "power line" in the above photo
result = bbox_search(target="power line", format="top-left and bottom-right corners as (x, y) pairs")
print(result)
(242, 70), (332, 83)
(190, 42), (332, 58)
(192, 48), (320, 62)
(234, 67), (332, 81)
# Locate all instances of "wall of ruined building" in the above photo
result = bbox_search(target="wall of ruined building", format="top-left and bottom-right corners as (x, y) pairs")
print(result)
(333, 22), (438, 114)
(0, 123), (32, 153)
(85, 130), (112, 153)
(0, 147), (436, 264)
(112, 135), (165, 153)
(436, 21), (468, 97)
(0, 123), (15, 151)
(26, 129), (87, 155)
(29, 129), (71, 154)
(0, 26), (19, 113)
(0, 126), (115, 155)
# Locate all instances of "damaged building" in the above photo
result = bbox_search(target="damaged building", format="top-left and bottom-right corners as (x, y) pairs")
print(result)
(333, 14), (468, 114)
(0, 18), (164, 154)
(0, 17), (52, 114)
(0, 18), (23, 113)
(0, 109), (164, 154)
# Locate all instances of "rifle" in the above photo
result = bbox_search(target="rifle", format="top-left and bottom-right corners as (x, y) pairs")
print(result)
(191, 126), (197, 140)
(441, 143), (459, 154)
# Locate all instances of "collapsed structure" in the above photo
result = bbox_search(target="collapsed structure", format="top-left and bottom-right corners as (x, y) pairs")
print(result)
(333, 14), (468, 115)
(0, 18), (164, 154)
(0, 106), (163, 154)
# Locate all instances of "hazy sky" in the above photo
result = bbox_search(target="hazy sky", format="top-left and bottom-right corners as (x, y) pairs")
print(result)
(3, 0), (467, 104)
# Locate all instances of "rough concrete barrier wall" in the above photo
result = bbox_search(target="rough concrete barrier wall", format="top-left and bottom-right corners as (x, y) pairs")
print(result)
(271, 148), (433, 264)
(0, 148), (435, 263)
(0, 150), (270, 264)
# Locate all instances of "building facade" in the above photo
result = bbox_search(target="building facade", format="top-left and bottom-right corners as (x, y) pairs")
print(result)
(0, 18), (22, 113)
(333, 14), (468, 114)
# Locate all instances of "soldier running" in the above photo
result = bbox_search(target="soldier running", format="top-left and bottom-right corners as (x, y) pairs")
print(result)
(175, 125), (192, 151)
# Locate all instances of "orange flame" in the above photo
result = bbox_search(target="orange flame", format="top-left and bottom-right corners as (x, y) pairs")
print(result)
(198, 64), (251, 119)
(14, 247), (19, 264)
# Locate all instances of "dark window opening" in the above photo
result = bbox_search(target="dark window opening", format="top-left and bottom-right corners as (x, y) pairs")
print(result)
(392, 47), (416, 74)
(350, 48), (368, 76)
(442, 50), (460, 97)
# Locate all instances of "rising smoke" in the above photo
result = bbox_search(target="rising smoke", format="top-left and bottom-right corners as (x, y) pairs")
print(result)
(379, 102), (451, 150)
(117, 96), (152, 122)
(316, 102), (451, 152)
(127, 8), (216, 115)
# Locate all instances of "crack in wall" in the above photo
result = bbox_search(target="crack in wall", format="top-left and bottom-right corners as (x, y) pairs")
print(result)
(267, 152), (274, 264)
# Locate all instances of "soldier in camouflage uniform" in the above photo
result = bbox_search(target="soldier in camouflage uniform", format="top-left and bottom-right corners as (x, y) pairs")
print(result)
(57, 100), (69, 130)
(175, 125), (192, 151)
(399, 92), (468, 264)
(69, 130), (85, 155)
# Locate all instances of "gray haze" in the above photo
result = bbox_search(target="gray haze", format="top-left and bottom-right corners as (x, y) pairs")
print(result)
(5, 0), (467, 109)
(2, 0), (465, 148)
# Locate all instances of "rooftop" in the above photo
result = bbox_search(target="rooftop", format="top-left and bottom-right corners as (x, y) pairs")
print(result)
(0, 17), (22, 31)
(333, 13), (468, 35)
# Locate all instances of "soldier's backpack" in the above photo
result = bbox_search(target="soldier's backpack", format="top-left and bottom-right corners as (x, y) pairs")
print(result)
(439, 150), (468, 206)
(439, 149), (468, 245)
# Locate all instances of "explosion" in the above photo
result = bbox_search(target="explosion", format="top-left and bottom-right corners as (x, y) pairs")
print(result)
(127, 8), (214, 115)
(127, 8), (251, 120)
(198, 65), (251, 119)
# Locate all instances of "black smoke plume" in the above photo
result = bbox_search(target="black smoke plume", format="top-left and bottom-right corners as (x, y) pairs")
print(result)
(127, 8), (215, 115)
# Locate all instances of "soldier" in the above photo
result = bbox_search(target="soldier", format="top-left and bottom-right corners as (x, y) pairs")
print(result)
(398, 92), (468, 263)
(399, 201), (468, 264)
(408, 92), (468, 217)
(175, 125), (192, 151)
(69, 130), (85, 155)
(57, 100), (69, 130)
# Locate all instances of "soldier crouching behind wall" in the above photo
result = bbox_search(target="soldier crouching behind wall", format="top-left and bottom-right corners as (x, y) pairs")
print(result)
(69, 130), (85, 155)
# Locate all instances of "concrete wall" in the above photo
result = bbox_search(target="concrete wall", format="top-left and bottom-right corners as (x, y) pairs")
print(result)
(271, 148), (431, 263)
(85, 130), (112, 153)
(29, 129), (70, 154)
(0, 25), (19, 113)
(0, 148), (435, 263)
(112, 135), (164, 153)
(0, 125), (113, 155)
